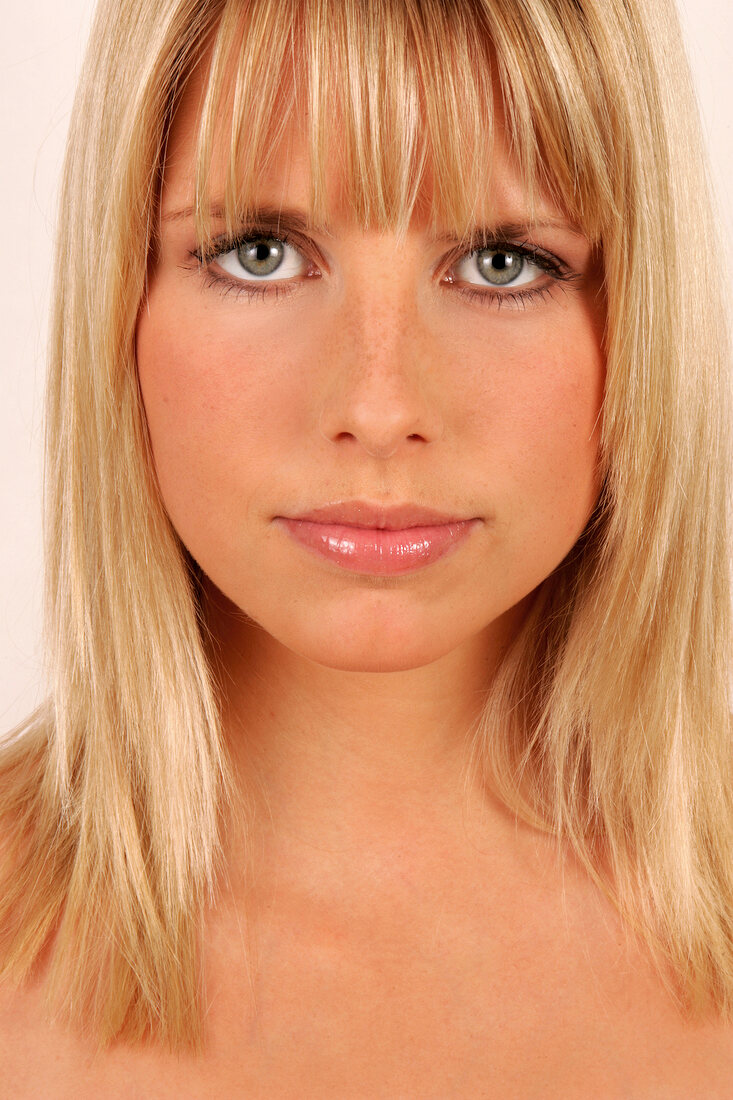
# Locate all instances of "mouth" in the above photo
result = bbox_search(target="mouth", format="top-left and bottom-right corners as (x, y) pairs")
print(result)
(282, 499), (475, 529)
(274, 500), (481, 575)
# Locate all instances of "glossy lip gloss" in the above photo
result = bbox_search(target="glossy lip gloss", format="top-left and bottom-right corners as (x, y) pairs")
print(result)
(275, 502), (481, 576)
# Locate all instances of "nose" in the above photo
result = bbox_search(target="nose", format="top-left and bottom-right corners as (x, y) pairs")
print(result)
(317, 295), (444, 460)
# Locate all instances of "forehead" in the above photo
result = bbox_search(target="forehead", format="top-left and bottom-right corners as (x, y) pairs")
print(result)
(154, 0), (615, 248)
(160, 64), (569, 240)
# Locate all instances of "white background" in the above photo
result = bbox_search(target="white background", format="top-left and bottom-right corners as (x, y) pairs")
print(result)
(1, 0), (731, 730)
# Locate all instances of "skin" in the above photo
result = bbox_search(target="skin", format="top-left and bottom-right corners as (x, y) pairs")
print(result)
(3, 67), (733, 1100)
(136, 76), (606, 858)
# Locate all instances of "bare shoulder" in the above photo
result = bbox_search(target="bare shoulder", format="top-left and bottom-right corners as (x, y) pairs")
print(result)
(0, 976), (50, 1096)
(514, 825), (733, 1097)
(1, 818), (733, 1099)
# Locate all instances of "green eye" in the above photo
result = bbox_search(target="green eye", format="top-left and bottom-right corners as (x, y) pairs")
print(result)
(452, 247), (545, 291)
(216, 236), (307, 282)
(235, 238), (285, 277)
(475, 250), (526, 286)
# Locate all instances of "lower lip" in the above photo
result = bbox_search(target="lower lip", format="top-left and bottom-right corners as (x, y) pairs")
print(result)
(276, 518), (479, 575)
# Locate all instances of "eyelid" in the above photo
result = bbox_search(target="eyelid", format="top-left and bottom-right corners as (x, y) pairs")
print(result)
(189, 224), (579, 309)
(197, 225), (569, 273)
(440, 236), (570, 277)
(195, 225), (325, 275)
(219, 237), (307, 284)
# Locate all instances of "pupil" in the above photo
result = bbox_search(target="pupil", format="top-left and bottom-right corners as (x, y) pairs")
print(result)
(238, 237), (283, 277)
(476, 249), (522, 287)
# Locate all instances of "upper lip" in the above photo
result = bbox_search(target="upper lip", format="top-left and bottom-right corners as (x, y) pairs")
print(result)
(284, 500), (476, 529)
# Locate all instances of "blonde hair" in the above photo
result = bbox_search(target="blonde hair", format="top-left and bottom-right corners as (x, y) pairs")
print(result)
(0, 0), (731, 1052)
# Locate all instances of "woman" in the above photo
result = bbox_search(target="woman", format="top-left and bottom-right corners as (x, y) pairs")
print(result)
(0, 0), (731, 1092)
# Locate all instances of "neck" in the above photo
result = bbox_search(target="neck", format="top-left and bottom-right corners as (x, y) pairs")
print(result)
(204, 581), (529, 853)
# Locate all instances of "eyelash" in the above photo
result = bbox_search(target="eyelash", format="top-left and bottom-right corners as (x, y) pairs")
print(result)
(188, 228), (579, 310)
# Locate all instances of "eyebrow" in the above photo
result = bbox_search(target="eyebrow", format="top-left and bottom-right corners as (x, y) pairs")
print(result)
(160, 202), (586, 241)
(436, 220), (587, 243)
(161, 203), (331, 234)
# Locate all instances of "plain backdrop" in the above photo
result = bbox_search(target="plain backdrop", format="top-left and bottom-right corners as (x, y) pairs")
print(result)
(1, 0), (731, 731)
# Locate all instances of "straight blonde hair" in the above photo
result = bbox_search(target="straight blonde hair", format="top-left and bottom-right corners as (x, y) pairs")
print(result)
(0, 0), (731, 1052)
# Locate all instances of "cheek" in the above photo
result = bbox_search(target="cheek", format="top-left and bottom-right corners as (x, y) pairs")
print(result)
(136, 273), (605, 614)
(135, 287), (304, 531)
(467, 314), (605, 546)
(511, 356), (603, 490)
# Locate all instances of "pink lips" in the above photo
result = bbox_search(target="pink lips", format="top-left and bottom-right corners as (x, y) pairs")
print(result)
(275, 501), (480, 576)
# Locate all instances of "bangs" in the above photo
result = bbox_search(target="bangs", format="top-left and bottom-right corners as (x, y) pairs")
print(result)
(190, 0), (618, 251)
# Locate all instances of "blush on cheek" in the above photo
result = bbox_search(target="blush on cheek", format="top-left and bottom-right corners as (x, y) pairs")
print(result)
(507, 351), (603, 542)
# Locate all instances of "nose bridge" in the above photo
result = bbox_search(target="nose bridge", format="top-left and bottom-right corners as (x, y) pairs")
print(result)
(318, 268), (444, 458)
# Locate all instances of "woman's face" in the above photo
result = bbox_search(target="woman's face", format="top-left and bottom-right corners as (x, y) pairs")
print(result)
(136, 80), (605, 674)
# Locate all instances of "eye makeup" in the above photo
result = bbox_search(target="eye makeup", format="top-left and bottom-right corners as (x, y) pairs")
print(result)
(182, 213), (584, 311)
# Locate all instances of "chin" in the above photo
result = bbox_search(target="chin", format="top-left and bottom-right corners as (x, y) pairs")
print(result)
(298, 643), (447, 675)
(275, 609), (479, 674)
